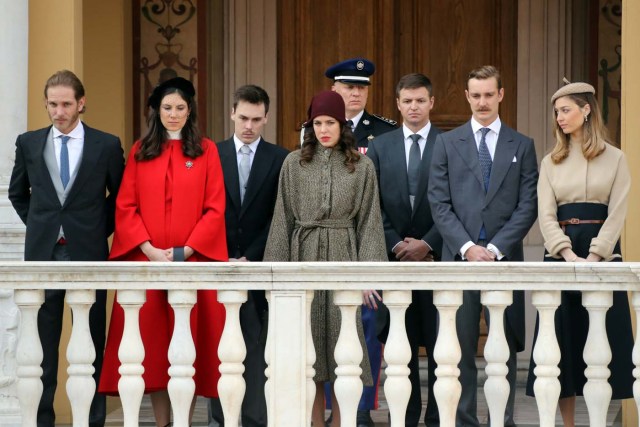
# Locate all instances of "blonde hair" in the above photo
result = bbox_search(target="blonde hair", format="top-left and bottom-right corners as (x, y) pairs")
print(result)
(550, 92), (608, 164)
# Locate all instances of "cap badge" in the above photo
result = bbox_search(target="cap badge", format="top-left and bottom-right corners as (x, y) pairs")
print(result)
(185, 161), (194, 169)
(363, 119), (370, 125)
(356, 60), (365, 70)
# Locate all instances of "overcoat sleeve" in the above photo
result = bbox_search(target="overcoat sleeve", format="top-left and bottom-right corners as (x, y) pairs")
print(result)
(184, 140), (228, 261)
(592, 151), (630, 258)
(538, 156), (571, 257)
(366, 138), (403, 255)
(355, 159), (388, 262)
(263, 154), (296, 261)
(109, 142), (151, 260)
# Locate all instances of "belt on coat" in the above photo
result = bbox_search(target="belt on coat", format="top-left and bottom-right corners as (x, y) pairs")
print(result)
(558, 218), (605, 233)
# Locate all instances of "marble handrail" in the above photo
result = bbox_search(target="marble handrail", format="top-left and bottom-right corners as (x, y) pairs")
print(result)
(1, 261), (639, 427)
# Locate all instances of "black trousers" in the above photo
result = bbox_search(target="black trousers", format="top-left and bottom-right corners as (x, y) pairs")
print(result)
(37, 243), (107, 427)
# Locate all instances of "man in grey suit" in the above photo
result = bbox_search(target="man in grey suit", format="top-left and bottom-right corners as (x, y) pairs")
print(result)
(8, 70), (125, 427)
(367, 73), (442, 426)
(428, 65), (538, 427)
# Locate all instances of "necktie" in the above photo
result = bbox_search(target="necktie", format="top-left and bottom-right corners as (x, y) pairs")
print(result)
(239, 144), (251, 203)
(478, 128), (491, 240)
(60, 135), (70, 189)
(478, 128), (492, 192)
(407, 134), (421, 197)
(346, 119), (354, 132)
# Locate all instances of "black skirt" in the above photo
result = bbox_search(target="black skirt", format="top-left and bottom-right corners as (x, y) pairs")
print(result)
(526, 202), (634, 399)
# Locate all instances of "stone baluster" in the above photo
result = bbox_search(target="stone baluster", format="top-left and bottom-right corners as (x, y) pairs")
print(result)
(65, 290), (96, 427)
(582, 290), (613, 426)
(116, 290), (146, 427)
(305, 290), (316, 426)
(633, 292), (640, 415)
(433, 290), (463, 427)
(333, 290), (364, 426)
(14, 289), (44, 427)
(481, 290), (512, 427)
(217, 290), (248, 427)
(531, 290), (561, 427)
(167, 290), (197, 427)
(383, 290), (412, 426)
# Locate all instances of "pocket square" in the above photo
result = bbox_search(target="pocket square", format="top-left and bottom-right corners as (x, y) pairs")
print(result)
(512, 156), (517, 162)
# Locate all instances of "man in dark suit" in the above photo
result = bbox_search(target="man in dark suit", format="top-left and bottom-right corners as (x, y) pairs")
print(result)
(367, 73), (443, 427)
(209, 85), (288, 427)
(428, 65), (538, 427)
(8, 70), (125, 427)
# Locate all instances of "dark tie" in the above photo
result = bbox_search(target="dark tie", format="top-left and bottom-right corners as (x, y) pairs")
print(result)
(346, 119), (354, 132)
(478, 128), (492, 192)
(238, 145), (251, 203)
(60, 135), (70, 189)
(407, 134), (421, 197)
(478, 128), (491, 240)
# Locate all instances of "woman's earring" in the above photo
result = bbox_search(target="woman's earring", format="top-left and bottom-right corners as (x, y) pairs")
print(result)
(584, 114), (589, 122)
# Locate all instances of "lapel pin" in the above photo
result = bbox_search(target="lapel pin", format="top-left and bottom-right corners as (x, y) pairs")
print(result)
(363, 119), (370, 125)
(185, 161), (193, 169)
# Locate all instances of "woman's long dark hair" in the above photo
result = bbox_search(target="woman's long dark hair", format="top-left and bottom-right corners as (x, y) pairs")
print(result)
(136, 87), (203, 161)
(300, 124), (360, 172)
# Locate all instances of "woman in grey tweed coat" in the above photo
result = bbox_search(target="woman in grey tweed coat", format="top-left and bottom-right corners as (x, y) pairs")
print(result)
(264, 90), (387, 426)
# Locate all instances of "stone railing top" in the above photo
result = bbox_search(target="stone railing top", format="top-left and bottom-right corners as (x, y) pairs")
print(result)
(0, 261), (639, 291)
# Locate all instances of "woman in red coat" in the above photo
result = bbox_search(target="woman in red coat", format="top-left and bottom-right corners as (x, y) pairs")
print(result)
(99, 77), (228, 427)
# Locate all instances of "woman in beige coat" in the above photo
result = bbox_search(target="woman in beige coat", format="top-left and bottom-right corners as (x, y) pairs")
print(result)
(526, 80), (633, 427)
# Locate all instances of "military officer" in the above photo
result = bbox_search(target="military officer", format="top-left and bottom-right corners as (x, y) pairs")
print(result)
(326, 58), (397, 153)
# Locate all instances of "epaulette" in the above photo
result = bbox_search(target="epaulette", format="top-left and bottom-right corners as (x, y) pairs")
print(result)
(372, 114), (397, 126)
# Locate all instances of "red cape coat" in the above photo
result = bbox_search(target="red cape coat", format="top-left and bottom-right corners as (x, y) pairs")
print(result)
(99, 138), (228, 397)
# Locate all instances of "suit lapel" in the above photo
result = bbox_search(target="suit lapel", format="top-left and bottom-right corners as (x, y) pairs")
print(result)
(486, 126), (518, 203)
(36, 127), (64, 206)
(412, 127), (438, 217)
(240, 138), (271, 217)
(388, 129), (412, 214)
(219, 139), (242, 211)
(451, 123), (484, 188)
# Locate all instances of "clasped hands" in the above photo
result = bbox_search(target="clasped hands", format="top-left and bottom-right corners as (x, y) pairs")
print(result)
(140, 241), (194, 261)
(394, 237), (433, 261)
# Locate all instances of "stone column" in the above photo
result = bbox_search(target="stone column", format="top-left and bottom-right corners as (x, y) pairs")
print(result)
(0, 2), (28, 425)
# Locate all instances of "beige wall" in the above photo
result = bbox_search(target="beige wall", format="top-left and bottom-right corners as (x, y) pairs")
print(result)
(28, 0), (131, 422)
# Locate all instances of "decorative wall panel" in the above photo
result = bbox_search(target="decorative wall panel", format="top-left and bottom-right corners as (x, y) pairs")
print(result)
(133, 0), (207, 139)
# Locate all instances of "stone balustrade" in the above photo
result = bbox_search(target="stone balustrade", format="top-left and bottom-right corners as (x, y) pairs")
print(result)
(0, 261), (639, 427)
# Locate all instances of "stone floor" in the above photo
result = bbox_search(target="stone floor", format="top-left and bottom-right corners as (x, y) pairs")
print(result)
(99, 358), (622, 426)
